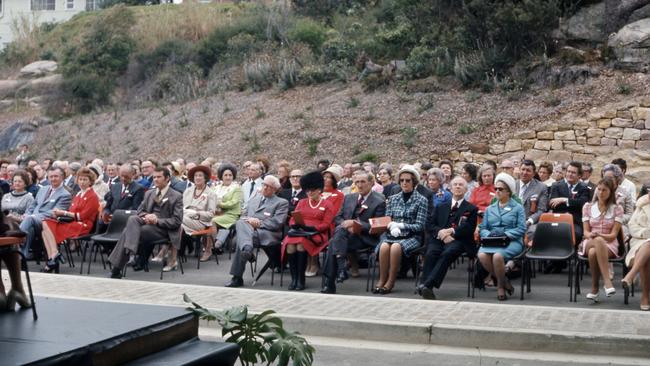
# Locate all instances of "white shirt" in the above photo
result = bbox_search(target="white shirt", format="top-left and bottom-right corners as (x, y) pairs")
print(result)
(451, 198), (463, 209)
(621, 178), (637, 200)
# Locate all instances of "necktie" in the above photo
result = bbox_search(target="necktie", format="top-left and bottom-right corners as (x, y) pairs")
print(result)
(249, 181), (256, 195)
(520, 183), (527, 199)
(292, 190), (298, 199)
(44, 187), (52, 201)
(258, 197), (266, 209)
(155, 189), (162, 203)
(120, 185), (126, 199)
(450, 201), (459, 216)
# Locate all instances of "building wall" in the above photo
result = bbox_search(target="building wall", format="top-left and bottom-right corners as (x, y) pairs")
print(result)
(0, 0), (90, 49)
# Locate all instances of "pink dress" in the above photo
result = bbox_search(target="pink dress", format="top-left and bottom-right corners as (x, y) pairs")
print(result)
(579, 203), (624, 257)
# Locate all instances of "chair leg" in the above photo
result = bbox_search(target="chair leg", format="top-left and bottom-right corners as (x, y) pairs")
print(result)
(575, 261), (582, 295)
(79, 241), (88, 275)
(520, 258), (526, 301)
(19, 254), (38, 321)
(568, 258), (574, 302)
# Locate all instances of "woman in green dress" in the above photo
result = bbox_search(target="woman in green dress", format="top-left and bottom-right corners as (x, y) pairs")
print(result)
(203, 163), (242, 261)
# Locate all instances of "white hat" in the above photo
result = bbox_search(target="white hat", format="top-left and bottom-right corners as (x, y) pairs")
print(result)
(323, 164), (343, 182)
(494, 172), (516, 195)
(397, 164), (421, 185)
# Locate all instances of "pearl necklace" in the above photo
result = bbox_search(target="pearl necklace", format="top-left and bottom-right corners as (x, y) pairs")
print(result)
(308, 197), (323, 209)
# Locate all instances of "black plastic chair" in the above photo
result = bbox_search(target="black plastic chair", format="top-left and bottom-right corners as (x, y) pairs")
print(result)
(575, 232), (633, 304)
(521, 222), (576, 301)
(85, 210), (136, 274)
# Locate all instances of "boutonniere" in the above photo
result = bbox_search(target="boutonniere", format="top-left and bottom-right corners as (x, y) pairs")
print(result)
(125, 190), (129, 194)
(162, 197), (169, 203)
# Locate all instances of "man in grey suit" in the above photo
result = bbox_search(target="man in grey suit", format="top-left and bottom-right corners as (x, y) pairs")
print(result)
(20, 166), (72, 259)
(321, 171), (386, 294)
(515, 160), (548, 245)
(225, 175), (288, 288)
(240, 163), (263, 210)
(108, 167), (183, 278)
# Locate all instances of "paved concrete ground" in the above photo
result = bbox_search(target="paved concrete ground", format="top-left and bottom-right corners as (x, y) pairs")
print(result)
(5, 248), (650, 362)
(50, 246), (646, 310)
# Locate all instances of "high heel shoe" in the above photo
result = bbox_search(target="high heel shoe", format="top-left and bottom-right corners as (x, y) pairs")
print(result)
(7, 289), (31, 309)
(162, 263), (178, 272)
(604, 286), (616, 297)
(622, 279), (630, 305)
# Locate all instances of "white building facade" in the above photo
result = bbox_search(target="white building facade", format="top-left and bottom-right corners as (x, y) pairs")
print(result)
(0, 0), (101, 49)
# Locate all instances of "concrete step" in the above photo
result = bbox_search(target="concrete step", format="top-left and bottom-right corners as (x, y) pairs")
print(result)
(199, 329), (650, 366)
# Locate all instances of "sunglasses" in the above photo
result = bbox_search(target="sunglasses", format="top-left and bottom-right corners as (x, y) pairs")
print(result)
(399, 179), (412, 183)
(494, 187), (506, 192)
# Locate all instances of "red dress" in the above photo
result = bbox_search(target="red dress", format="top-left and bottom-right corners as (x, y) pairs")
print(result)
(282, 198), (336, 257)
(44, 189), (100, 243)
(322, 188), (344, 214)
(469, 184), (496, 213)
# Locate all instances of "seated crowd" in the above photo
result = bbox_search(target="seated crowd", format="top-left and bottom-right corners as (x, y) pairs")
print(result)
(1, 153), (650, 313)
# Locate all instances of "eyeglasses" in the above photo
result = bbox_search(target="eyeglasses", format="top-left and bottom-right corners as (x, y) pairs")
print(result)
(290, 175), (301, 178)
(494, 187), (506, 192)
(399, 179), (412, 183)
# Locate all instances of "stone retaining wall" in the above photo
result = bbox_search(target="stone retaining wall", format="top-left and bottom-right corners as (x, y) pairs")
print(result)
(440, 98), (650, 186)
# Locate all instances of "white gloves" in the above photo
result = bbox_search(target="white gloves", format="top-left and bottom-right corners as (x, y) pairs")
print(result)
(388, 222), (405, 230)
(390, 227), (402, 237)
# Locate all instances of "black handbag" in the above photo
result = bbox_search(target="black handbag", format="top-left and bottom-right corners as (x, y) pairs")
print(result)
(480, 236), (510, 248)
(56, 216), (74, 223)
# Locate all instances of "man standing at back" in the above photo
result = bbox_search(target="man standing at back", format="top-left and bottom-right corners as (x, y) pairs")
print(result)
(241, 163), (263, 210)
(515, 160), (548, 245)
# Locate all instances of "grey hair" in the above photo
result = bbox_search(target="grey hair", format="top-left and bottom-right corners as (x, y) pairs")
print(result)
(427, 168), (445, 185)
(264, 175), (281, 190)
(601, 163), (624, 185)
(477, 165), (495, 185)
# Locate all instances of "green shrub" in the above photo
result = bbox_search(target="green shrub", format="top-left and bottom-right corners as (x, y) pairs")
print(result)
(244, 58), (275, 92)
(152, 63), (203, 103)
(405, 46), (435, 79)
(354, 152), (379, 164)
(63, 74), (113, 114)
(196, 12), (267, 73)
(278, 58), (300, 90)
(361, 73), (391, 92)
(401, 126), (417, 148)
(288, 18), (328, 54)
(137, 38), (195, 80)
(299, 65), (328, 85)
(321, 37), (357, 64)
(61, 5), (135, 79)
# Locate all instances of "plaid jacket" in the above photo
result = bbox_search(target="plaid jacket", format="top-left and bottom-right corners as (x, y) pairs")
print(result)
(386, 190), (428, 237)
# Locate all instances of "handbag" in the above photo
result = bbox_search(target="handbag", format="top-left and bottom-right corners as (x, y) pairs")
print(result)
(57, 216), (74, 223)
(480, 236), (510, 248)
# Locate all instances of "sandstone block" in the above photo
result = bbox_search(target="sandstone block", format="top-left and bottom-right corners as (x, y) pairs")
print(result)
(461, 151), (473, 162)
(514, 130), (536, 139)
(575, 129), (586, 137)
(572, 153), (595, 162)
(617, 109), (633, 119)
(504, 139), (522, 152)
(611, 118), (634, 127)
(574, 118), (589, 129)
(618, 139), (636, 149)
(554, 130), (576, 140)
(586, 128), (605, 138)
(551, 140), (564, 150)
(585, 145), (615, 155)
(604, 127), (623, 138)
(537, 131), (554, 140)
(469, 143), (489, 154)
(473, 153), (497, 162)
(489, 144), (505, 155)
(548, 150), (572, 162)
(635, 120), (646, 129)
(597, 119), (612, 128)
(524, 149), (548, 162)
(601, 137), (617, 146)
(522, 139), (535, 150)
(587, 137), (601, 145)
(534, 141), (552, 150)
(632, 107), (650, 121)
(641, 130), (650, 140)
(637, 140), (650, 150)
(646, 118), (650, 129)
(564, 144), (585, 153)
(623, 128), (641, 140)
(576, 136), (586, 145)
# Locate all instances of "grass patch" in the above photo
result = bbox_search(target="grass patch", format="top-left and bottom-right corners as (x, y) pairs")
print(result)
(347, 96), (360, 109)
(458, 124), (475, 134)
(303, 136), (322, 157)
(401, 127), (417, 149)
(254, 106), (266, 119)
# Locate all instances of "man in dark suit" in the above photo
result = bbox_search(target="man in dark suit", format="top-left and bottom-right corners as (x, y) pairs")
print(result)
(418, 177), (478, 299)
(108, 167), (183, 278)
(277, 169), (306, 216)
(99, 164), (145, 233)
(581, 162), (596, 201)
(546, 161), (590, 273)
(225, 176), (288, 288)
(137, 159), (156, 190)
(321, 171), (386, 294)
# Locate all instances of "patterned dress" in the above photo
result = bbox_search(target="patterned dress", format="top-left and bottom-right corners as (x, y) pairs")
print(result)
(378, 190), (428, 257)
(579, 203), (624, 257)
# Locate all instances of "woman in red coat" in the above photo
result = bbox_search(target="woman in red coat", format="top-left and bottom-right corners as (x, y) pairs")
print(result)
(41, 167), (100, 273)
(282, 172), (336, 291)
(469, 165), (496, 214)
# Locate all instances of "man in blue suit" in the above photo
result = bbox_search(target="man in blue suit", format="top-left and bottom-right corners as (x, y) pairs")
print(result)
(20, 166), (72, 259)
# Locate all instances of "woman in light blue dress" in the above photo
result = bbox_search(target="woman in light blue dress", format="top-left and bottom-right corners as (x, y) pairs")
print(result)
(478, 173), (526, 301)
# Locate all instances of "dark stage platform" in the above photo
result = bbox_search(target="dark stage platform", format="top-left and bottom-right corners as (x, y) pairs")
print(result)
(0, 297), (238, 366)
